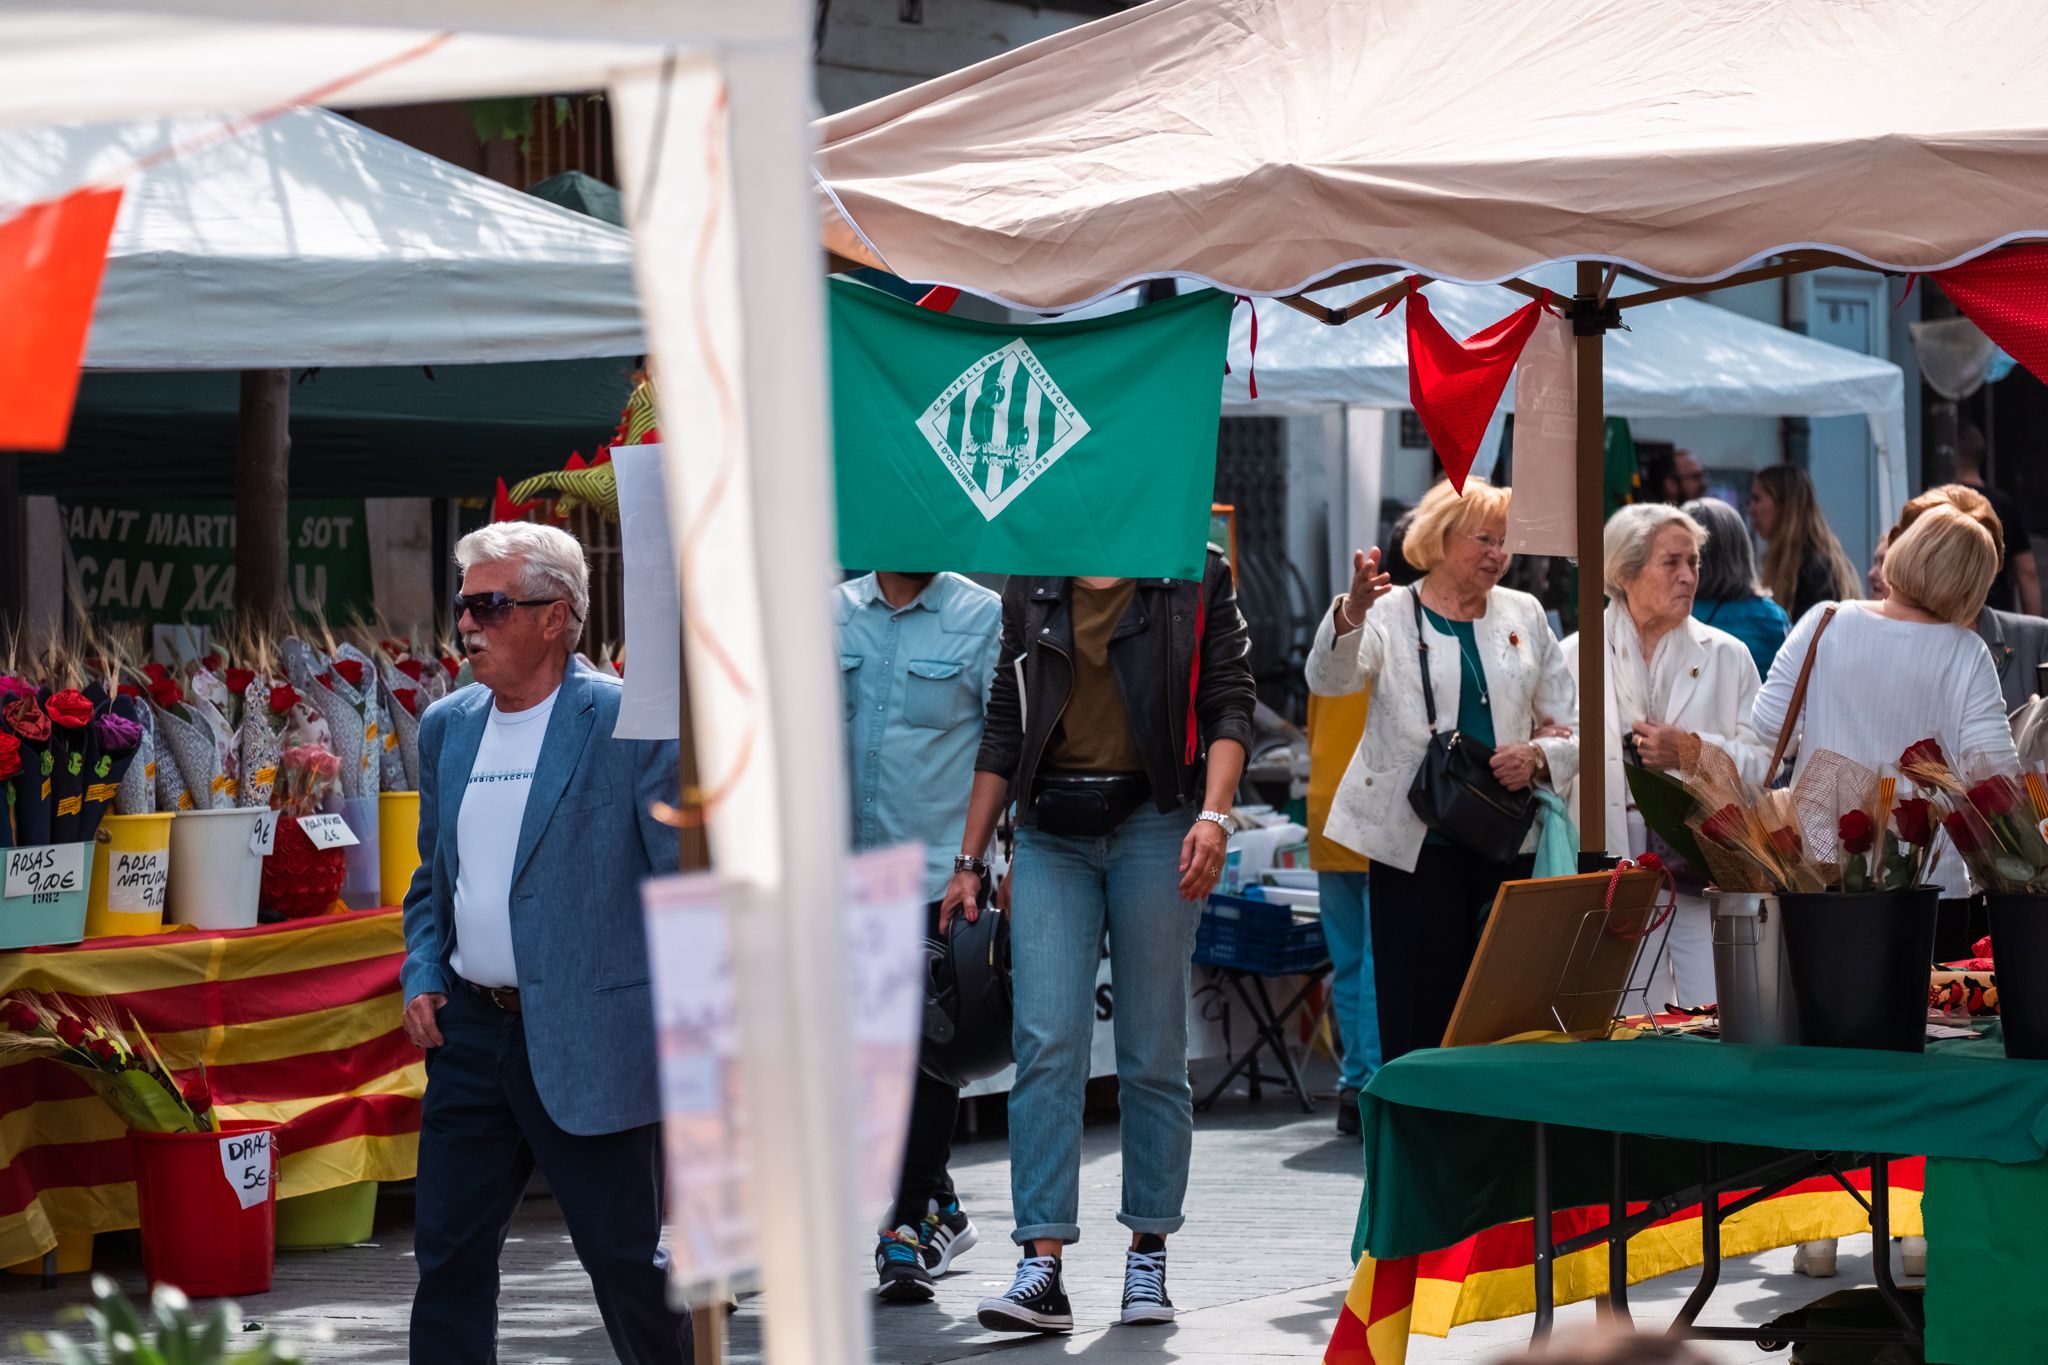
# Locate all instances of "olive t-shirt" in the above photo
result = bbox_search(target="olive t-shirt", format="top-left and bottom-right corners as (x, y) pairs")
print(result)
(1045, 579), (1145, 773)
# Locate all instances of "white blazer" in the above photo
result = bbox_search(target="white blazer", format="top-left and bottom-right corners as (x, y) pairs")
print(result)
(1305, 585), (1579, 873)
(1561, 611), (1770, 858)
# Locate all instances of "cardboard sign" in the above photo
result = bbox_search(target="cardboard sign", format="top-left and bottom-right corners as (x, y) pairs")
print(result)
(218, 1129), (272, 1210)
(106, 849), (169, 915)
(249, 810), (281, 857)
(294, 813), (359, 850)
(5, 844), (85, 900)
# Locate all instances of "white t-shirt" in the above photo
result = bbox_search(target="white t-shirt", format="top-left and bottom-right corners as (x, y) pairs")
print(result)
(449, 687), (558, 988)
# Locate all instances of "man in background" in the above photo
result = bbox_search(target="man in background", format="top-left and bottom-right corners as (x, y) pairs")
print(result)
(1956, 422), (2040, 614)
(837, 567), (1003, 1303)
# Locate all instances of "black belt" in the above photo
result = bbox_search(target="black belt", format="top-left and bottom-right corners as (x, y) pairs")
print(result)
(459, 978), (522, 1013)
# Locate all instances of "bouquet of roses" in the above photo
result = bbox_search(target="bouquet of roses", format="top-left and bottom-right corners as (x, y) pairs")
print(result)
(1, 681), (56, 847)
(145, 664), (235, 811)
(0, 992), (214, 1133)
(283, 638), (380, 801)
(1900, 738), (2048, 891)
(260, 744), (349, 918)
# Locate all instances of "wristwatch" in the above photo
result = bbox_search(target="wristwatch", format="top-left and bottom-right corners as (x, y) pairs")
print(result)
(954, 854), (990, 876)
(1196, 810), (1235, 835)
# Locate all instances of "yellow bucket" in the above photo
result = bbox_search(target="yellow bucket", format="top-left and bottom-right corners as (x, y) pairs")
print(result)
(5, 1231), (92, 1276)
(378, 791), (422, 906)
(86, 812), (174, 938)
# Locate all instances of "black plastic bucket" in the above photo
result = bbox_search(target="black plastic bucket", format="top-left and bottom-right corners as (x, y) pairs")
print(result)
(1778, 889), (1939, 1053)
(1986, 893), (2048, 1060)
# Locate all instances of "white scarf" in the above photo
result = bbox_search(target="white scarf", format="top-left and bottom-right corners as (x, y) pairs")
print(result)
(1606, 600), (1687, 739)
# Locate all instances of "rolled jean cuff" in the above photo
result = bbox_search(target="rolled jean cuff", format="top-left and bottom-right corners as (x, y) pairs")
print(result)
(1117, 1211), (1187, 1236)
(1012, 1222), (1081, 1246)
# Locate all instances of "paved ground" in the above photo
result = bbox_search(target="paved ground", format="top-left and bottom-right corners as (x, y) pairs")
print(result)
(0, 1064), (1910, 1363)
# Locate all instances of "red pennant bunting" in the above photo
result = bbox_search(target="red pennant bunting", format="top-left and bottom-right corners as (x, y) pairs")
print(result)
(564, 451), (588, 470)
(1405, 290), (1543, 492)
(1933, 245), (2048, 385)
(492, 477), (541, 524)
(0, 187), (124, 451)
(916, 285), (961, 313)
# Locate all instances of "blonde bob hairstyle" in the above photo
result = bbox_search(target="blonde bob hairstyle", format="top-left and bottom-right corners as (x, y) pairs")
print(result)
(1882, 503), (2000, 627)
(1402, 478), (1512, 573)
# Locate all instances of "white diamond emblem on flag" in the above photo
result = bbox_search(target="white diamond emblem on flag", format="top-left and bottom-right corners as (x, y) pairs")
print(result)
(915, 339), (1090, 522)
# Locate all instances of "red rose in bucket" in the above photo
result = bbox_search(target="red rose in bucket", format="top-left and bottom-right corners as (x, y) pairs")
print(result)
(1838, 809), (1875, 856)
(269, 684), (301, 716)
(395, 658), (425, 683)
(331, 659), (365, 689)
(1700, 804), (1745, 848)
(1969, 779), (2018, 818)
(1893, 797), (1934, 846)
(225, 667), (256, 697)
(1900, 738), (1949, 773)
(45, 689), (92, 729)
(181, 1076), (212, 1113)
(55, 1015), (87, 1048)
(0, 733), (19, 782)
(1944, 809), (1984, 855)
(146, 678), (184, 710)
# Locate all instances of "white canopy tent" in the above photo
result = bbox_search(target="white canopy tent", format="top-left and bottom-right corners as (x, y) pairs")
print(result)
(0, 4), (852, 1360)
(0, 106), (644, 368)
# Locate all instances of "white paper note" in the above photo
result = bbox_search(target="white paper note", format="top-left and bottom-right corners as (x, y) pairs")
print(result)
(105, 849), (169, 915)
(5, 844), (85, 900)
(249, 810), (281, 857)
(294, 812), (359, 850)
(613, 443), (681, 741)
(218, 1129), (272, 1210)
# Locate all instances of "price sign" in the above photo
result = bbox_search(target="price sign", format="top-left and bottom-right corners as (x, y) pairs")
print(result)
(249, 810), (281, 857)
(5, 845), (85, 901)
(294, 813), (359, 850)
(106, 849), (169, 915)
(218, 1129), (272, 1210)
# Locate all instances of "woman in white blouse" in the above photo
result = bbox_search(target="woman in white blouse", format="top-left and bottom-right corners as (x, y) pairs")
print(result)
(1562, 504), (1769, 1011)
(1306, 479), (1579, 1061)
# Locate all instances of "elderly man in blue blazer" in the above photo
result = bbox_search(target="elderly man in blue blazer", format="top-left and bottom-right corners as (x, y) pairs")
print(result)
(400, 522), (689, 1365)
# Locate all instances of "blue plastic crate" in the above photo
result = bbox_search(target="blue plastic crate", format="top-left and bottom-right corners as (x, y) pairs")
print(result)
(1193, 892), (1329, 975)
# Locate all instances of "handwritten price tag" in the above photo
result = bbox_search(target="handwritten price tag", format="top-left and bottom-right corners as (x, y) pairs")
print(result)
(106, 850), (169, 915)
(218, 1129), (272, 1210)
(5, 845), (85, 901)
(249, 810), (281, 857)
(294, 813), (359, 850)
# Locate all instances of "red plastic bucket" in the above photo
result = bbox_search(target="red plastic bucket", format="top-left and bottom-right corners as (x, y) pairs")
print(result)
(131, 1119), (280, 1297)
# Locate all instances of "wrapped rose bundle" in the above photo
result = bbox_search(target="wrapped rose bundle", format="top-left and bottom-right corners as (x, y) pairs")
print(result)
(147, 669), (229, 812)
(259, 744), (348, 918)
(0, 993), (213, 1133)
(45, 687), (97, 845)
(1901, 737), (2048, 892)
(2, 689), (54, 847)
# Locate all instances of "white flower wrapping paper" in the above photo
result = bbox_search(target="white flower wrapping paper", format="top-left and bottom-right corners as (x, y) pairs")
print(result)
(284, 639), (374, 800)
(236, 678), (283, 809)
(336, 644), (386, 801)
(152, 701), (234, 810)
(378, 660), (423, 791)
(115, 719), (156, 815)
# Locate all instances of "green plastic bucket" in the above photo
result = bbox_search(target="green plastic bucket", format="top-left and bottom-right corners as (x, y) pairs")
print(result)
(276, 1180), (378, 1250)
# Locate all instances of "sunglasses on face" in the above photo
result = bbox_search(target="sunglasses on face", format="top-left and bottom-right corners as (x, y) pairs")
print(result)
(453, 592), (566, 627)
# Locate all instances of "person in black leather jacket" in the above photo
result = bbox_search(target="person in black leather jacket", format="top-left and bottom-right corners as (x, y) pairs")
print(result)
(940, 547), (1254, 1335)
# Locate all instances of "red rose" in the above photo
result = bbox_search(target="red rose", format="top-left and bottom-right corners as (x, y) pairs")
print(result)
(0, 676), (33, 702)
(332, 659), (365, 689)
(54, 1016), (87, 1048)
(200, 653), (222, 674)
(147, 678), (184, 710)
(0, 734), (19, 782)
(1894, 797), (1934, 846)
(1900, 738), (1949, 773)
(1969, 779), (2018, 819)
(45, 689), (92, 729)
(226, 667), (256, 697)
(1945, 810), (1983, 855)
(392, 688), (420, 717)
(1838, 809), (1875, 856)
(142, 663), (169, 685)
(0, 1000), (38, 1032)
(1768, 825), (1803, 860)
(441, 657), (461, 680)
(1700, 803), (1745, 848)
(116, 684), (144, 699)
(4, 697), (50, 743)
(182, 1076), (213, 1112)
(269, 684), (302, 715)
(396, 659), (425, 683)
(85, 1037), (118, 1064)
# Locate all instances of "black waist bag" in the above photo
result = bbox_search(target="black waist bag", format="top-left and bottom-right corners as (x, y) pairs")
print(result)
(1032, 772), (1150, 838)
(1403, 590), (1536, 866)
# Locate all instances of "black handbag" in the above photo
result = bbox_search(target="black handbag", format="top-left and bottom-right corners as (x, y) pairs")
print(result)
(1405, 588), (1538, 865)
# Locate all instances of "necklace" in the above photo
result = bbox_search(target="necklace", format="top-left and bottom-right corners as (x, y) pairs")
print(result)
(1424, 602), (1491, 706)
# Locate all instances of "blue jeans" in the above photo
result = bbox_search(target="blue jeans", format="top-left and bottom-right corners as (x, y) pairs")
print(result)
(1317, 872), (1381, 1090)
(1009, 803), (1201, 1245)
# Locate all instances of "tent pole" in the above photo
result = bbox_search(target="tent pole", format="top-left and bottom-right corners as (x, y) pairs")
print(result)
(1573, 263), (1608, 859)
(234, 368), (291, 626)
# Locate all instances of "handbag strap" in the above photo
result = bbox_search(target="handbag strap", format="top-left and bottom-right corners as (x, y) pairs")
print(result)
(1411, 587), (1439, 733)
(1764, 604), (1837, 779)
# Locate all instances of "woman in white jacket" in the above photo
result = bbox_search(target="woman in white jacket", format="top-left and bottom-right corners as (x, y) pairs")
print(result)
(1306, 479), (1578, 1061)
(1561, 503), (1769, 1012)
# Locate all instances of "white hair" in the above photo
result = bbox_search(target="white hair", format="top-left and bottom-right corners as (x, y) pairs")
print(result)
(1602, 503), (1706, 600)
(454, 522), (590, 649)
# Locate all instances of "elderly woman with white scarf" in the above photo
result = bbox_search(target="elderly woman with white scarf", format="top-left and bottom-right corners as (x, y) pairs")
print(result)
(1562, 504), (1770, 1010)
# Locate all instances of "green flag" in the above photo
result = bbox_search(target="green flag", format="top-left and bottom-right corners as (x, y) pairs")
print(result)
(831, 280), (1234, 580)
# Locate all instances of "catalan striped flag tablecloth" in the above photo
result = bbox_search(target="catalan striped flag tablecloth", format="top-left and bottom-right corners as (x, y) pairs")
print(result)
(0, 909), (421, 1267)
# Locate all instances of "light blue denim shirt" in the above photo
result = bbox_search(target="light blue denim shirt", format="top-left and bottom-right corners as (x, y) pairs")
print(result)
(836, 572), (1003, 901)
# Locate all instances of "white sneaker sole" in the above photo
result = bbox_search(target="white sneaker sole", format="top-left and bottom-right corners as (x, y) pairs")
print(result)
(929, 1221), (978, 1276)
(976, 1299), (1073, 1334)
(1120, 1303), (1176, 1326)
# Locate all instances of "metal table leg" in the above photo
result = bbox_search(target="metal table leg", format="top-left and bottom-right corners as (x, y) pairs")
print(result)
(1868, 1157), (1921, 1341)
(1603, 1131), (1632, 1326)
(1532, 1121), (1554, 1346)
(1671, 1143), (1721, 1331)
(1250, 974), (1319, 1114)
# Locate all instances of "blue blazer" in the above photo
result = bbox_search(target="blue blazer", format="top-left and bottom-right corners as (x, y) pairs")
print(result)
(400, 664), (680, 1135)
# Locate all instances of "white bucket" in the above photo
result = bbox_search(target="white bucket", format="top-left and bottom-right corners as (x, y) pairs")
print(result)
(166, 809), (267, 930)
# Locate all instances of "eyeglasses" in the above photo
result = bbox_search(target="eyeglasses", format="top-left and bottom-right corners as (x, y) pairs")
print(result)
(453, 592), (567, 627)
(1463, 532), (1509, 555)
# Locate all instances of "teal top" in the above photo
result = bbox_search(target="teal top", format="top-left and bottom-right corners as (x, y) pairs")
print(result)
(1421, 604), (1496, 845)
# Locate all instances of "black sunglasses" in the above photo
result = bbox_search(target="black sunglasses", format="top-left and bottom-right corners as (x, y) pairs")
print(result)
(453, 591), (568, 627)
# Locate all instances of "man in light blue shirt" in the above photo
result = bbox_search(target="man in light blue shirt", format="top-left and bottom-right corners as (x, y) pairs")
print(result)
(837, 568), (1002, 1306)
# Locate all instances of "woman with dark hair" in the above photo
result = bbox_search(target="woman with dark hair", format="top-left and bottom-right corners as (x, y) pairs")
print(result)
(1749, 465), (1861, 622)
(1684, 496), (1790, 681)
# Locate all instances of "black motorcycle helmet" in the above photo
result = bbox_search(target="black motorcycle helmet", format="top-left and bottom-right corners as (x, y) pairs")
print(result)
(920, 906), (1013, 1088)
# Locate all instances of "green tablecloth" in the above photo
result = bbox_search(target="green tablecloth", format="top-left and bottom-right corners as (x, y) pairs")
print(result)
(1358, 1034), (2048, 1365)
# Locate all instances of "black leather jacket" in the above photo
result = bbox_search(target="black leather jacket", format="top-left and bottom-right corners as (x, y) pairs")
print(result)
(973, 550), (1257, 813)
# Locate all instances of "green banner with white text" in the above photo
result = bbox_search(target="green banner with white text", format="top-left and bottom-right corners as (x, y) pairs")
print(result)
(831, 281), (1233, 580)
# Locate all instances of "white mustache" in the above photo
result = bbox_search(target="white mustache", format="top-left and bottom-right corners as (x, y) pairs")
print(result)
(461, 632), (489, 654)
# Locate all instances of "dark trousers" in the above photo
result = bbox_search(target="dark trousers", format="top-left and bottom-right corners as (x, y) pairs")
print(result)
(1369, 844), (1534, 1062)
(891, 899), (959, 1230)
(411, 988), (692, 1365)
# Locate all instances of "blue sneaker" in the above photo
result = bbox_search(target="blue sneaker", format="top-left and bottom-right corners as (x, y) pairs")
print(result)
(875, 1225), (933, 1303)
